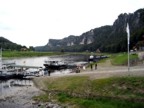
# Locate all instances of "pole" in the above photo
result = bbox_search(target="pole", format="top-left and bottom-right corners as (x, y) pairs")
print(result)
(128, 40), (130, 72)
(0, 48), (2, 70)
(126, 23), (130, 72)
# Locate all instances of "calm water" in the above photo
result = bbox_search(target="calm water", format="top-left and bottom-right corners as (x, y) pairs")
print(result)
(3, 54), (88, 67)
(3, 56), (61, 68)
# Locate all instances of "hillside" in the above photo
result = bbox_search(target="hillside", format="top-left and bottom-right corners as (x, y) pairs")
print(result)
(0, 36), (23, 51)
(35, 8), (144, 52)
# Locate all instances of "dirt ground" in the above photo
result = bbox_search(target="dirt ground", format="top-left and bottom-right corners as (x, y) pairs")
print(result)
(0, 81), (42, 108)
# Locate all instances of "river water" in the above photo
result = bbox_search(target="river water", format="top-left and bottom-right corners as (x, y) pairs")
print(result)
(3, 54), (89, 67)
(3, 56), (59, 67)
(0, 54), (89, 108)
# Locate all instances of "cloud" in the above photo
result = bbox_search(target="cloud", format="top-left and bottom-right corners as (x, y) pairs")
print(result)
(0, 23), (11, 30)
(0, 0), (144, 47)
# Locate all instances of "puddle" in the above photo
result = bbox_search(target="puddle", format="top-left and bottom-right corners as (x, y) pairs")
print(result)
(0, 80), (33, 98)
(0, 79), (63, 108)
(0, 79), (39, 108)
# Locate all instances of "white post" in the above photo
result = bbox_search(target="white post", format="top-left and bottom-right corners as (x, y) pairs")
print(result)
(0, 48), (2, 70)
(128, 39), (130, 72)
(126, 23), (130, 72)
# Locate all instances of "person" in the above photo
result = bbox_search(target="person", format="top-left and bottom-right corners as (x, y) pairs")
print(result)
(83, 66), (86, 70)
(90, 63), (93, 70)
(89, 55), (94, 62)
(95, 63), (97, 70)
(48, 70), (51, 76)
(76, 66), (80, 73)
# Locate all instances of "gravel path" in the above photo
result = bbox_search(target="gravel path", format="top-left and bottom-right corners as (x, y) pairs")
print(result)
(48, 62), (144, 79)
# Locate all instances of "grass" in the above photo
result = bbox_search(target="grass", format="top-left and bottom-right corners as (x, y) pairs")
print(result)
(85, 52), (138, 67)
(111, 53), (138, 65)
(43, 76), (88, 91)
(57, 93), (144, 108)
(33, 76), (144, 108)
(2, 51), (64, 58)
(2, 51), (102, 58)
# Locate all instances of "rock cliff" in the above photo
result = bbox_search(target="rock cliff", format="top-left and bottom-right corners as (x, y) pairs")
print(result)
(35, 8), (144, 52)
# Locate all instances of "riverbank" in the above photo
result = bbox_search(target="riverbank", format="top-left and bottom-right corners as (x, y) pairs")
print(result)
(0, 65), (144, 108)
(0, 80), (42, 108)
(33, 64), (144, 108)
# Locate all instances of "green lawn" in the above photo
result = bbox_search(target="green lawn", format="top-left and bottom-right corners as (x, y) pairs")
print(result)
(33, 76), (144, 108)
(110, 53), (138, 65)
(2, 51), (64, 58)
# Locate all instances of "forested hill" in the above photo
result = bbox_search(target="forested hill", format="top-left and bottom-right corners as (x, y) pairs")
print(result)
(35, 8), (144, 52)
(0, 36), (24, 51)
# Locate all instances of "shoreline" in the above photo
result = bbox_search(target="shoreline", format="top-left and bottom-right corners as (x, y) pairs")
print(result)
(0, 79), (63, 108)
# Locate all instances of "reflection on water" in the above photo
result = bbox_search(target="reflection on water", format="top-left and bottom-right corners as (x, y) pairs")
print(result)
(3, 55), (88, 68)
(2, 55), (88, 75)
(0, 80), (33, 98)
(3, 56), (51, 68)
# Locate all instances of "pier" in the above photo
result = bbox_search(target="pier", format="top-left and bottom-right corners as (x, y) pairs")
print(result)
(0, 63), (44, 80)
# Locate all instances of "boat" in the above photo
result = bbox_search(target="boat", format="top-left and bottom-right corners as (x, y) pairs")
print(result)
(12, 73), (25, 79)
(0, 48), (13, 80)
(43, 60), (68, 70)
(0, 70), (25, 80)
(0, 71), (14, 80)
(0, 48), (25, 80)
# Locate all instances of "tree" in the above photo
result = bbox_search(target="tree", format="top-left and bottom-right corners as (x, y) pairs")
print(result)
(61, 48), (64, 53)
(29, 46), (35, 51)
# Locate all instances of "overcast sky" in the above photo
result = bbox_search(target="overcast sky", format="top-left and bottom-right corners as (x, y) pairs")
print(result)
(0, 0), (144, 47)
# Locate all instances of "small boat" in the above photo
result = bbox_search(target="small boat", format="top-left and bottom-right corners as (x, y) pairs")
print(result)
(0, 71), (14, 80)
(0, 49), (26, 80)
(43, 60), (68, 70)
(12, 73), (25, 79)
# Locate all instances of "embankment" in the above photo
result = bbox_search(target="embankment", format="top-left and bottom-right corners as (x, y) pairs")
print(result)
(33, 68), (144, 108)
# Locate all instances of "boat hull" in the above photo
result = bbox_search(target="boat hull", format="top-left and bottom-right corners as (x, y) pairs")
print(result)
(43, 64), (68, 70)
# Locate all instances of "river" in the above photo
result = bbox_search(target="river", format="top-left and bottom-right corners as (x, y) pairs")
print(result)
(3, 54), (89, 67)
(0, 54), (89, 108)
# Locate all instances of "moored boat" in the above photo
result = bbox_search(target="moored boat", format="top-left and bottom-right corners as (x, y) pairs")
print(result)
(43, 60), (68, 70)
(0, 71), (14, 80)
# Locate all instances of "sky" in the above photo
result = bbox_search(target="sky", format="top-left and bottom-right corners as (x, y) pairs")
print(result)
(0, 0), (144, 47)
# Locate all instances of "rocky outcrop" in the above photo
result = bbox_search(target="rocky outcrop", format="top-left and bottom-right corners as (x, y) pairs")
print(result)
(35, 8), (144, 52)
(47, 32), (94, 47)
